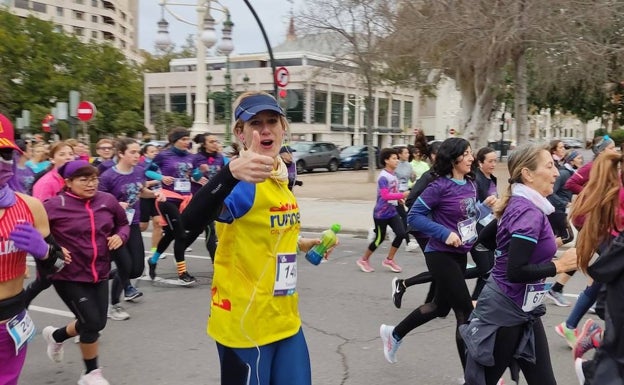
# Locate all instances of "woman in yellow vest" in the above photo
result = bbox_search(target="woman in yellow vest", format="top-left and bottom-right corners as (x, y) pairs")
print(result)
(183, 91), (335, 385)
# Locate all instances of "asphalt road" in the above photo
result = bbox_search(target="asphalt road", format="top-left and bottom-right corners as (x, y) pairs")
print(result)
(20, 230), (590, 385)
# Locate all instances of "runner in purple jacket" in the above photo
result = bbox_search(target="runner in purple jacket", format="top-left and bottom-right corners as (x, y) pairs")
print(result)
(40, 160), (129, 385)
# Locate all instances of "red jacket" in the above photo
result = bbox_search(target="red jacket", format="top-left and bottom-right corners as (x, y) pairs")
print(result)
(564, 162), (592, 195)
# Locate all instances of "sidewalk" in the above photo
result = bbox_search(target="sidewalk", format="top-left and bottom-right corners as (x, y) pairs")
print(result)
(298, 197), (373, 236)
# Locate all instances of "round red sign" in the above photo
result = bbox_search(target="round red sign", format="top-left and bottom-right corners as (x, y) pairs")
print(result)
(77, 101), (96, 122)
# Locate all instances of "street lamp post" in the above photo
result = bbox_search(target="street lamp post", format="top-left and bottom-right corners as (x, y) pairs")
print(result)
(155, 1), (226, 133)
(217, 11), (234, 144)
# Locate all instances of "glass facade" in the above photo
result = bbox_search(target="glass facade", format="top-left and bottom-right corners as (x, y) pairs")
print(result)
(378, 98), (388, 127)
(404, 101), (413, 129)
(330, 93), (344, 125)
(314, 91), (327, 124)
(283, 89), (304, 123)
(169, 94), (187, 114)
(391, 100), (401, 128)
(148, 94), (165, 125)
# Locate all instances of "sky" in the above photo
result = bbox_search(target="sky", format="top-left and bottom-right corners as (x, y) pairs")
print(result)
(138, 0), (302, 54)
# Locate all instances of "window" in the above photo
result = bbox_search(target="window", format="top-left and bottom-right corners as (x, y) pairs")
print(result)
(56, 6), (63, 16)
(403, 101), (413, 129)
(283, 89), (304, 123)
(74, 0), (84, 4)
(14, 0), (29, 9)
(378, 98), (388, 127)
(170, 94), (187, 114)
(92, 0), (98, 6)
(74, 11), (84, 20)
(391, 100), (400, 128)
(313, 91), (327, 124)
(73, 26), (84, 36)
(32, 2), (46, 12)
(330, 93), (344, 125)
(91, 15), (98, 23)
(91, 30), (98, 38)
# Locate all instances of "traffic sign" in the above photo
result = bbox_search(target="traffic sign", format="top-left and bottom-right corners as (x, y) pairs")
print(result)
(77, 101), (96, 122)
(274, 66), (290, 88)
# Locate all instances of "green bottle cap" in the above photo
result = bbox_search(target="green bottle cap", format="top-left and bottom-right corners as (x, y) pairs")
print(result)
(330, 223), (341, 233)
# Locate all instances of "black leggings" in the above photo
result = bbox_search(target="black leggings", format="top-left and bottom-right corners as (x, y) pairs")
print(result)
(204, 222), (217, 263)
(110, 224), (144, 304)
(394, 251), (473, 369)
(368, 215), (406, 251)
(403, 243), (494, 301)
(483, 318), (556, 385)
(52, 280), (108, 344)
(156, 200), (187, 263)
(396, 204), (412, 245)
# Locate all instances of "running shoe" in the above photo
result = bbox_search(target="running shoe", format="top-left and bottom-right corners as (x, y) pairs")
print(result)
(147, 260), (157, 280)
(42, 326), (64, 363)
(178, 271), (197, 285)
(356, 259), (374, 273)
(554, 322), (578, 348)
(573, 319), (602, 359)
(108, 304), (130, 321)
(382, 258), (402, 273)
(392, 278), (406, 309)
(546, 289), (571, 307)
(574, 358), (585, 385)
(405, 241), (419, 252)
(379, 324), (402, 363)
(78, 368), (110, 385)
(185, 246), (192, 252)
(123, 285), (143, 301)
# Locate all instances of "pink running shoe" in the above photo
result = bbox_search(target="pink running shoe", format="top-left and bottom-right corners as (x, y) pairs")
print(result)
(382, 258), (402, 273)
(573, 319), (603, 359)
(356, 259), (375, 273)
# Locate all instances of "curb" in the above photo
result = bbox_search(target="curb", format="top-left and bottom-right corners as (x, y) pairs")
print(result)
(300, 226), (368, 238)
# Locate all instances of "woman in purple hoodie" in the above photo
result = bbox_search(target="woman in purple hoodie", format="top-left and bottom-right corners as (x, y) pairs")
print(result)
(40, 160), (129, 385)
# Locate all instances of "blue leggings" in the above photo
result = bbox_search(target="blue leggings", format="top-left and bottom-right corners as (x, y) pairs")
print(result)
(565, 280), (603, 329)
(216, 328), (311, 385)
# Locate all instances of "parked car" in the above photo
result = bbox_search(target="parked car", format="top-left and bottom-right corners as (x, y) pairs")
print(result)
(291, 141), (341, 173)
(339, 145), (379, 170)
(561, 137), (584, 149)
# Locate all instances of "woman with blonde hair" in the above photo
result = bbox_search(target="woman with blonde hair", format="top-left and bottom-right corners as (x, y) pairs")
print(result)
(460, 143), (577, 385)
(181, 91), (333, 385)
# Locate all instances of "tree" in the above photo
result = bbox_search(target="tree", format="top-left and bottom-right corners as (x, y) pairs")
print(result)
(153, 111), (193, 140)
(0, 11), (143, 139)
(113, 110), (146, 137)
(297, 0), (398, 182)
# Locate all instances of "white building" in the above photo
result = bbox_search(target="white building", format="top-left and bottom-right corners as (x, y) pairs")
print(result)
(144, 28), (464, 147)
(1, 0), (141, 63)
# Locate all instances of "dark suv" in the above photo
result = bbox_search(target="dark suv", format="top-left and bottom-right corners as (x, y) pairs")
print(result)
(291, 141), (341, 173)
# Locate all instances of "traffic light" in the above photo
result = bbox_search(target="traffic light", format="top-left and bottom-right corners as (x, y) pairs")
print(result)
(279, 88), (287, 99)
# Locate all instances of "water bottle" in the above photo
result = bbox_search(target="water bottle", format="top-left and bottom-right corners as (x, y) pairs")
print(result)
(305, 224), (341, 265)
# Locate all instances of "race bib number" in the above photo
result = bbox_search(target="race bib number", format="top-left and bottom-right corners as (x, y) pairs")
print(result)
(478, 213), (495, 227)
(7, 311), (35, 355)
(174, 178), (191, 193)
(522, 282), (553, 312)
(125, 208), (135, 224)
(457, 218), (477, 244)
(274, 253), (297, 296)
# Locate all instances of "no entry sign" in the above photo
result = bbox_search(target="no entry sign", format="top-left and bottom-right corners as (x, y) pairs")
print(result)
(77, 101), (96, 122)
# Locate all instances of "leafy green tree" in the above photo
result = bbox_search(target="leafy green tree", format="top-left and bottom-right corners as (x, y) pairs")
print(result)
(152, 111), (193, 140)
(113, 110), (146, 136)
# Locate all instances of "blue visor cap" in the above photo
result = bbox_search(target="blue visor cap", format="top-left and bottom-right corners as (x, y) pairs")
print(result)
(234, 94), (284, 122)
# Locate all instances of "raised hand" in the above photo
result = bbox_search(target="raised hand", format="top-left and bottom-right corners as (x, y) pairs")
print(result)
(230, 131), (275, 183)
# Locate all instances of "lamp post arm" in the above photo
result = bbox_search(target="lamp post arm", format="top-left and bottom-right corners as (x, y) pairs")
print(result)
(243, 0), (278, 98)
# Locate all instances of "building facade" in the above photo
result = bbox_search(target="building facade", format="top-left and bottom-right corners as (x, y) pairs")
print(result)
(2, 0), (141, 63)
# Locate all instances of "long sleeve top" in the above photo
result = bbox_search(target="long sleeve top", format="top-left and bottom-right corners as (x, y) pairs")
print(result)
(45, 191), (129, 283)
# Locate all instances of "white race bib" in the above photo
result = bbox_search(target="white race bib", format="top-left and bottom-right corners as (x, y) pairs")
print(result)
(7, 310), (35, 355)
(274, 253), (297, 296)
(457, 218), (477, 244)
(174, 178), (191, 193)
(522, 282), (553, 312)
(125, 208), (135, 224)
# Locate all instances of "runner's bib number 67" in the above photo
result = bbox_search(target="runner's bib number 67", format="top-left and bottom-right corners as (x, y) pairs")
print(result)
(522, 282), (553, 312)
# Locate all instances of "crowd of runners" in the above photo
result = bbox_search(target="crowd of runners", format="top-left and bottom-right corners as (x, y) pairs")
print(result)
(1, 91), (623, 385)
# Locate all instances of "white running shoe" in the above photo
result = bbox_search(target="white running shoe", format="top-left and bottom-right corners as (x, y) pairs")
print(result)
(380, 324), (402, 363)
(405, 241), (419, 252)
(107, 304), (130, 321)
(78, 368), (110, 385)
(42, 326), (64, 363)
